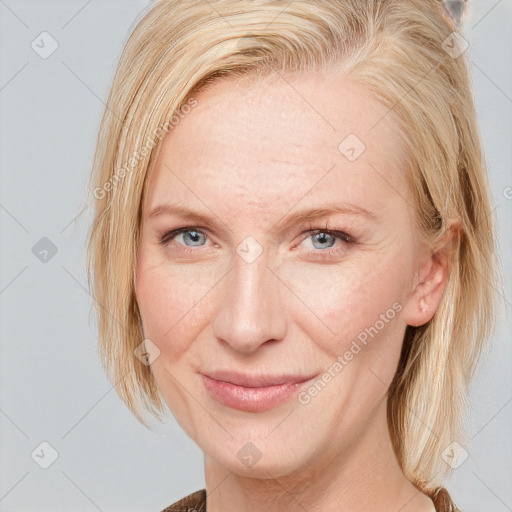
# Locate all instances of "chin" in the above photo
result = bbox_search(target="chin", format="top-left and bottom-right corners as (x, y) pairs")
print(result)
(197, 423), (322, 479)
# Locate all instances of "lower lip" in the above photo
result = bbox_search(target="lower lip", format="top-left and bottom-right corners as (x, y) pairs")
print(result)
(201, 375), (313, 412)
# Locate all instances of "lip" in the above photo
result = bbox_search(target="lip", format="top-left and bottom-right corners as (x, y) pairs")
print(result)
(200, 371), (316, 412)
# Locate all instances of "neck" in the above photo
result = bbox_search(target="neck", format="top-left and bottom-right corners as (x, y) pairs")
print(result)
(203, 398), (435, 512)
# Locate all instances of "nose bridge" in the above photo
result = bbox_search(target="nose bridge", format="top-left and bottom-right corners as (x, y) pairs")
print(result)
(212, 242), (286, 354)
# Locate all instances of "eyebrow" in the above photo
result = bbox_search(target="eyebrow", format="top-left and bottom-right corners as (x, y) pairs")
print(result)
(148, 202), (380, 235)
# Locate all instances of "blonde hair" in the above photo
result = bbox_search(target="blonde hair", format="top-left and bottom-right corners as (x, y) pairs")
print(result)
(86, 0), (499, 507)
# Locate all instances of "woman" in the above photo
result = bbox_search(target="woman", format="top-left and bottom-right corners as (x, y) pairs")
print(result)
(86, 1), (499, 510)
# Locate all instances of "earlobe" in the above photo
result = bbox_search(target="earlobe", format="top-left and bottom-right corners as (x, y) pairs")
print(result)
(402, 221), (460, 327)
(404, 252), (449, 327)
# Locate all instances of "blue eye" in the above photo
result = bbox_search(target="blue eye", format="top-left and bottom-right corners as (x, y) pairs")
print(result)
(311, 231), (337, 249)
(159, 225), (354, 258)
(304, 229), (352, 251)
(160, 228), (206, 247)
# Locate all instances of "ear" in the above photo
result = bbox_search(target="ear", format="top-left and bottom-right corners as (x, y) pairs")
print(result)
(402, 220), (461, 327)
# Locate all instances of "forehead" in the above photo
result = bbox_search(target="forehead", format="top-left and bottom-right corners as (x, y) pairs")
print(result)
(144, 71), (410, 221)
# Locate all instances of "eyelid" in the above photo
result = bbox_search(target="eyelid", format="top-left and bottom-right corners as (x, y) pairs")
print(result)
(303, 220), (353, 241)
(304, 228), (352, 243)
(159, 226), (209, 246)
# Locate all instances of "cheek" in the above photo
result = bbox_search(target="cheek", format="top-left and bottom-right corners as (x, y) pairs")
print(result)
(135, 246), (224, 359)
(136, 230), (414, 366)
(285, 254), (411, 418)
(277, 248), (412, 362)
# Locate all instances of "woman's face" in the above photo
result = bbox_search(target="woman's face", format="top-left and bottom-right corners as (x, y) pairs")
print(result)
(136, 71), (437, 477)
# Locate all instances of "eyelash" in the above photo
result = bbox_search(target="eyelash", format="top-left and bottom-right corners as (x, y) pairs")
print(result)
(158, 223), (355, 258)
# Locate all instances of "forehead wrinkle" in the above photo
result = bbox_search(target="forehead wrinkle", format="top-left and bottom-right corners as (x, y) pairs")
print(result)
(149, 71), (412, 244)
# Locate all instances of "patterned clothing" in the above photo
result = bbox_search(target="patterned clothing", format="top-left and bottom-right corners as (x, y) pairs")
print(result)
(161, 486), (460, 511)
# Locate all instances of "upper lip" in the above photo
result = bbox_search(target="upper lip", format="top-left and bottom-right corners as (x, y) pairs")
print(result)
(201, 370), (316, 388)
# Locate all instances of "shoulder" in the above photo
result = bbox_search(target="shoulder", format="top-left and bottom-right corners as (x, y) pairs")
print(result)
(160, 489), (207, 512)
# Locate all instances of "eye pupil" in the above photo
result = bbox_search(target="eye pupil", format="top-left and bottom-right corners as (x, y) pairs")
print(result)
(163, 227), (350, 255)
(184, 229), (205, 246)
(312, 232), (335, 249)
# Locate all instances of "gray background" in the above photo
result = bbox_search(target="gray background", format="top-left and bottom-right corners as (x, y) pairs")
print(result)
(0, 1), (510, 510)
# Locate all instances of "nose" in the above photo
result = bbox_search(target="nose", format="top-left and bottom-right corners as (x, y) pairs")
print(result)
(211, 246), (287, 355)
